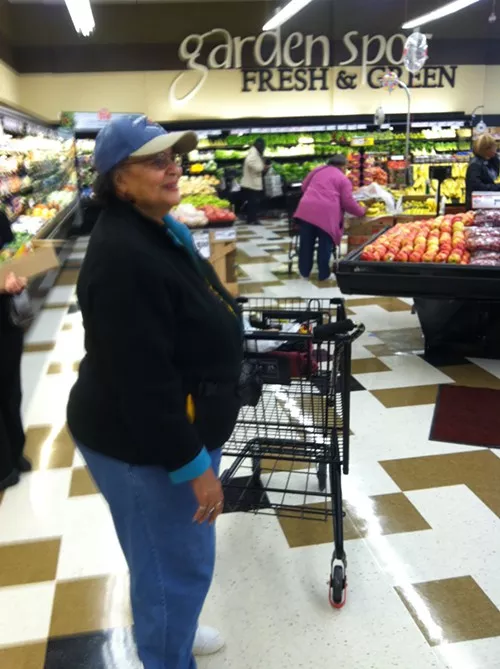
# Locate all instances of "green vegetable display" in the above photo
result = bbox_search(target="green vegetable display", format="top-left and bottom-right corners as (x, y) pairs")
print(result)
(182, 194), (231, 209)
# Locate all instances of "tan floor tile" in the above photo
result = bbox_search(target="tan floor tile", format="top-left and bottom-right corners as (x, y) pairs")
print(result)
(47, 362), (62, 374)
(380, 449), (500, 518)
(48, 361), (80, 375)
(70, 467), (99, 497)
(439, 364), (500, 390)
(50, 575), (132, 638)
(364, 343), (394, 357)
(55, 269), (80, 286)
(24, 425), (75, 470)
(351, 358), (391, 375)
(396, 576), (500, 646)
(371, 385), (439, 408)
(278, 505), (362, 548)
(0, 538), (60, 587)
(278, 493), (430, 548)
(41, 303), (71, 311)
(349, 493), (431, 536)
(0, 641), (47, 669)
(261, 457), (309, 473)
(23, 342), (56, 353)
(369, 328), (424, 353)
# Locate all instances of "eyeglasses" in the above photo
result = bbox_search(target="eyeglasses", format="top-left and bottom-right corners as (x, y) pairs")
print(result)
(128, 151), (183, 170)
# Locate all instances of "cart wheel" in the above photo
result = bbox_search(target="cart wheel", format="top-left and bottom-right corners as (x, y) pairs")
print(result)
(317, 464), (327, 492)
(329, 564), (347, 609)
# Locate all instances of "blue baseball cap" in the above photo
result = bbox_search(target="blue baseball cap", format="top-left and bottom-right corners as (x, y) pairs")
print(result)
(94, 115), (198, 174)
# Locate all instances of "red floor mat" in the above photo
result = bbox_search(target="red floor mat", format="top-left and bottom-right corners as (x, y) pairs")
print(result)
(430, 384), (500, 448)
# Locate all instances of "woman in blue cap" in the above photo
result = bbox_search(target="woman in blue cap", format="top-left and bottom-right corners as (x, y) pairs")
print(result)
(67, 115), (243, 669)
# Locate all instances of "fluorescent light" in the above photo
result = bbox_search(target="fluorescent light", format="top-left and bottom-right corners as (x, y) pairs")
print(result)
(64, 0), (95, 37)
(263, 0), (316, 31)
(402, 0), (481, 29)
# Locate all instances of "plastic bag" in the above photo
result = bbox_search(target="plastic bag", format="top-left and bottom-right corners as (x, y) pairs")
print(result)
(351, 183), (397, 214)
(403, 31), (428, 74)
(473, 210), (500, 227)
(264, 169), (284, 198)
(466, 227), (500, 252)
(470, 250), (500, 266)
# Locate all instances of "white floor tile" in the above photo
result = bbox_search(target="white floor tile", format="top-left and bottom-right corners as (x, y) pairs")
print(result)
(200, 517), (447, 669)
(0, 469), (72, 543)
(0, 582), (55, 646)
(43, 285), (76, 306)
(436, 636), (500, 669)
(57, 495), (128, 580)
(21, 351), (51, 421)
(24, 309), (67, 345)
(25, 372), (77, 427)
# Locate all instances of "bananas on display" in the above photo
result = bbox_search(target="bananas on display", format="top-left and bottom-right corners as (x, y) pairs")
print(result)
(410, 163), (467, 203)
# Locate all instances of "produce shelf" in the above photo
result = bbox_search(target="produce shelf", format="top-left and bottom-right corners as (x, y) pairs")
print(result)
(35, 196), (79, 240)
(336, 228), (500, 301)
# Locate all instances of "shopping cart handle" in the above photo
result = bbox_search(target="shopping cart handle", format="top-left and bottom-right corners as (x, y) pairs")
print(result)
(314, 320), (365, 342)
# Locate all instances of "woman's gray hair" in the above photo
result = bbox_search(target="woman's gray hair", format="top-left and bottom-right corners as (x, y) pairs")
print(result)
(328, 154), (347, 168)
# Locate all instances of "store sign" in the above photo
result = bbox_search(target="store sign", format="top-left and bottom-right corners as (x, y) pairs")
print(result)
(170, 28), (456, 105)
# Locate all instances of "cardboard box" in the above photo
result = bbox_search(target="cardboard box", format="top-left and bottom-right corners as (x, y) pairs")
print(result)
(209, 230), (238, 297)
(0, 244), (60, 284)
(346, 215), (394, 251)
(192, 229), (239, 297)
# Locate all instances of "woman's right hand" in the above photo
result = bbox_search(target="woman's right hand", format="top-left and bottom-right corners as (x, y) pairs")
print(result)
(191, 467), (224, 525)
(1, 272), (27, 295)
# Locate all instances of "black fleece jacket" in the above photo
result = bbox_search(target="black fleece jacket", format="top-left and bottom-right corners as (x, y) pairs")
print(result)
(465, 155), (500, 209)
(67, 198), (243, 474)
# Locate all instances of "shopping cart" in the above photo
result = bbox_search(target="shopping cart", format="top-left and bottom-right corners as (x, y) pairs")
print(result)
(221, 297), (365, 608)
(284, 186), (302, 274)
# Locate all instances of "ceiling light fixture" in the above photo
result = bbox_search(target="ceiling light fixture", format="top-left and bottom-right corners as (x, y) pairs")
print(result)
(263, 0), (317, 31)
(402, 0), (482, 30)
(64, 0), (95, 37)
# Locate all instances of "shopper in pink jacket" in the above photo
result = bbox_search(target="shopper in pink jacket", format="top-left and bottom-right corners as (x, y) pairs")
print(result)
(295, 155), (365, 280)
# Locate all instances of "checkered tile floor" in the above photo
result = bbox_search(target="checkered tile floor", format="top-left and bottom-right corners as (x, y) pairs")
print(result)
(1, 220), (500, 669)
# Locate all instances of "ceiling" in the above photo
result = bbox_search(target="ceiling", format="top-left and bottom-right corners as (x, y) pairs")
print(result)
(8, 0), (268, 3)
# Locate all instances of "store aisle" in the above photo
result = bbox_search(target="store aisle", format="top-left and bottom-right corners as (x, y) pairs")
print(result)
(1, 221), (500, 669)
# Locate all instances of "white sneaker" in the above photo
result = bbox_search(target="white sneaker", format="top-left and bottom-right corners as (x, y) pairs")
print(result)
(193, 626), (225, 656)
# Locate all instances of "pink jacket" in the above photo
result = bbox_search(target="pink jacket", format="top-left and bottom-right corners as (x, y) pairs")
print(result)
(294, 165), (365, 245)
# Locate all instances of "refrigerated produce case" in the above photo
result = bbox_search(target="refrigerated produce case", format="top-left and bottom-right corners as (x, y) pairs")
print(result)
(0, 104), (79, 313)
(336, 228), (500, 301)
(336, 200), (500, 355)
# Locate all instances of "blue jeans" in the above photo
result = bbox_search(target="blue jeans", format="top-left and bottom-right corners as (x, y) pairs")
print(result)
(298, 219), (334, 281)
(77, 443), (221, 669)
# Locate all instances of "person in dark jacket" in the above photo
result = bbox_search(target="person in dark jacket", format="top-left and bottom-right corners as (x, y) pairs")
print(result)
(0, 211), (31, 492)
(465, 133), (500, 209)
(66, 116), (243, 669)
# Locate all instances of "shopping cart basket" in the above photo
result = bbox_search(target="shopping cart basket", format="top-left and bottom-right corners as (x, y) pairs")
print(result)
(221, 297), (365, 608)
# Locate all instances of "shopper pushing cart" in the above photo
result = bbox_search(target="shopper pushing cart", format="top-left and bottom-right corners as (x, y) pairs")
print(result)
(222, 297), (364, 607)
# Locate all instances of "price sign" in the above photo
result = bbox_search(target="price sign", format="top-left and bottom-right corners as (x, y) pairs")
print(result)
(350, 137), (375, 147)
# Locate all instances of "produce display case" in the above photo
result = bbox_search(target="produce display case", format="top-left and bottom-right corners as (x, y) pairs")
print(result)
(171, 113), (472, 196)
(0, 105), (79, 312)
(337, 228), (500, 301)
